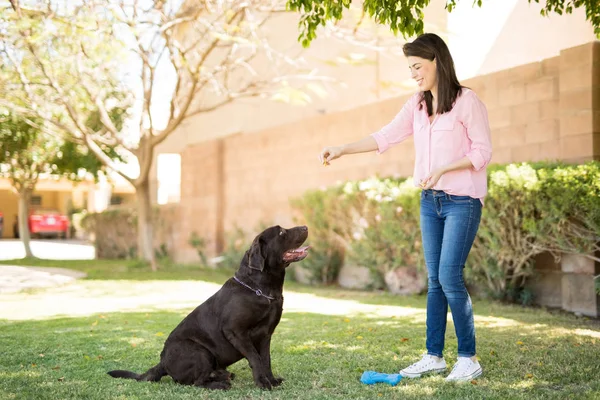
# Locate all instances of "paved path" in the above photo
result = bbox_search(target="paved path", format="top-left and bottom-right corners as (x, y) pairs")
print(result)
(0, 276), (425, 322)
(0, 265), (87, 294)
(0, 239), (93, 294)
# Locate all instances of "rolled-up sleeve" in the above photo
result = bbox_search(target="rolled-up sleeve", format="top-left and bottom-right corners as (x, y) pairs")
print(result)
(370, 93), (420, 154)
(462, 92), (492, 171)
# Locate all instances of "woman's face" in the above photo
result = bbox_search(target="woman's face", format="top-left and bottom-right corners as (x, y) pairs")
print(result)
(407, 56), (437, 93)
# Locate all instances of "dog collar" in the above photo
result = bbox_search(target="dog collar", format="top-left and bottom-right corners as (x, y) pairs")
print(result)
(233, 276), (276, 301)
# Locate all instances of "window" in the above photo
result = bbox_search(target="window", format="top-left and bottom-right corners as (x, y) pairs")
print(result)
(110, 195), (123, 206)
(157, 153), (181, 205)
(30, 196), (42, 206)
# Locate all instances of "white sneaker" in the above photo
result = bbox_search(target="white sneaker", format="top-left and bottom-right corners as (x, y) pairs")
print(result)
(445, 357), (483, 382)
(399, 354), (447, 378)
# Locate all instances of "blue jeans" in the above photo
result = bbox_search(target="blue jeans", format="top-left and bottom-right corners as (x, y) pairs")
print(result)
(420, 189), (481, 358)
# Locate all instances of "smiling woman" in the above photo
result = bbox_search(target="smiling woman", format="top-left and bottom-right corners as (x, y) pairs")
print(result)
(318, 32), (492, 382)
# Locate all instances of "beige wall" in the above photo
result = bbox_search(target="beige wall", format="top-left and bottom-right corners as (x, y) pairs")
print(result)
(447, 0), (596, 78)
(174, 41), (600, 262)
(475, 2), (594, 76)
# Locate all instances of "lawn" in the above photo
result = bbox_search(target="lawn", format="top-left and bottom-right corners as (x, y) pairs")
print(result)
(1, 259), (599, 399)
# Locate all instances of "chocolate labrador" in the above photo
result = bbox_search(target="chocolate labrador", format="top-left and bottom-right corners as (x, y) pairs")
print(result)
(107, 225), (309, 390)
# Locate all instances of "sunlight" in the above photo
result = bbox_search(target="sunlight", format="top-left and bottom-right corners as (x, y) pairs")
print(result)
(474, 315), (523, 328)
(282, 291), (424, 318)
(557, 328), (600, 339)
(287, 340), (364, 354)
(0, 279), (598, 346)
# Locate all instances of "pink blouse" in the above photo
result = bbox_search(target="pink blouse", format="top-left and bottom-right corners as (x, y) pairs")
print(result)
(371, 89), (493, 200)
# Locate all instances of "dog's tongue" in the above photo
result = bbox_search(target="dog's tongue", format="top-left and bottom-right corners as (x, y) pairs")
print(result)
(283, 245), (310, 261)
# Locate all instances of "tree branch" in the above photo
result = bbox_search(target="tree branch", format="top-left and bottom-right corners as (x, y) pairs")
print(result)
(83, 134), (134, 185)
(151, 9), (246, 146)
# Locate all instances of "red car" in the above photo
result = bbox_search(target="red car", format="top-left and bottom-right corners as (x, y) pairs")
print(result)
(14, 208), (69, 239)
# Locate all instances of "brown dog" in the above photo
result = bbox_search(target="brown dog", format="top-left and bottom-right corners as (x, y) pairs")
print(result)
(108, 225), (309, 390)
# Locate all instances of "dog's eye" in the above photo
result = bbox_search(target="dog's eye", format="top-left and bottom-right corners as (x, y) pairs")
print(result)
(279, 230), (285, 236)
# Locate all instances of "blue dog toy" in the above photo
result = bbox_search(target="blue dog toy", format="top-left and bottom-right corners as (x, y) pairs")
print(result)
(360, 371), (403, 386)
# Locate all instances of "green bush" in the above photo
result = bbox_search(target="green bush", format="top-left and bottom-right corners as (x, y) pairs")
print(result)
(291, 161), (600, 303)
(188, 231), (208, 266)
(214, 222), (272, 271)
(81, 208), (138, 259)
(290, 186), (350, 284)
(81, 206), (177, 260)
(465, 163), (542, 301)
(467, 162), (600, 302)
(530, 162), (600, 257)
(218, 226), (250, 271)
(291, 177), (425, 286)
(341, 177), (424, 289)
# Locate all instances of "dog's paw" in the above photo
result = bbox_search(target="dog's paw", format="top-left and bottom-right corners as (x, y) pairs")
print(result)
(256, 376), (273, 390)
(205, 380), (231, 390)
(270, 376), (284, 387)
(210, 369), (234, 382)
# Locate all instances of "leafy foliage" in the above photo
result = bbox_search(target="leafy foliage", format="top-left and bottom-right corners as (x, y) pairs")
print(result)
(287, 0), (600, 46)
(291, 177), (424, 287)
(466, 162), (600, 301)
(81, 206), (179, 260)
(341, 178), (423, 289)
(290, 185), (352, 284)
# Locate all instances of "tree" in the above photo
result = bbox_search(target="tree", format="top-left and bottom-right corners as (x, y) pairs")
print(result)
(287, 0), (600, 47)
(0, 112), (118, 258)
(1, 0), (333, 270)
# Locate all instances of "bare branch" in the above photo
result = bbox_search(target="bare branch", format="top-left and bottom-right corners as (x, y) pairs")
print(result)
(184, 81), (261, 118)
(8, 0), (22, 17)
(83, 134), (134, 185)
(24, 41), (91, 137)
(152, 9), (247, 146)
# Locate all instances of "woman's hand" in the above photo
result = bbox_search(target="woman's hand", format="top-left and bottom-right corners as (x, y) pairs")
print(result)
(319, 146), (344, 165)
(420, 168), (446, 190)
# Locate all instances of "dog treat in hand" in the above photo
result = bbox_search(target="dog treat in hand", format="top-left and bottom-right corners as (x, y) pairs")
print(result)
(360, 371), (403, 386)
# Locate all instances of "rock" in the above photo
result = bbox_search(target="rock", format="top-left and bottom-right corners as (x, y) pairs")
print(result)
(0, 265), (86, 294)
(292, 265), (313, 285)
(384, 267), (426, 295)
(338, 263), (374, 290)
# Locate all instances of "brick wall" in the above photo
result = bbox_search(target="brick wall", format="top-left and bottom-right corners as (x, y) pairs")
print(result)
(176, 41), (600, 262)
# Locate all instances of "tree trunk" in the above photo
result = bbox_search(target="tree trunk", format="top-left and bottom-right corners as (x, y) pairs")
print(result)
(136, 179), (157, 271)
(18, 188), (34, 258)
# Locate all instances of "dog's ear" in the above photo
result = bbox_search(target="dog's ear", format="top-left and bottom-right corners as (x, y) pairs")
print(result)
(248, 236), (265, 271)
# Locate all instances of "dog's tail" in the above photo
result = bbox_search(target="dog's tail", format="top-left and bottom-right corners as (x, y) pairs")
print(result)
(107, 364), (166, 382)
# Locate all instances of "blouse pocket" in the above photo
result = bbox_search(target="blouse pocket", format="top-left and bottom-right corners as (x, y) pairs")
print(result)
(431, 117), (462, 156)
(431, 118), (455, 133)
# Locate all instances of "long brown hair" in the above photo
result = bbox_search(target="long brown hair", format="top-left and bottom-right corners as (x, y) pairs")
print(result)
(403, 33), (463, 116)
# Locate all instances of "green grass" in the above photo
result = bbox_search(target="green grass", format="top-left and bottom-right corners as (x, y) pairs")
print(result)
(1, 258), (600, 399)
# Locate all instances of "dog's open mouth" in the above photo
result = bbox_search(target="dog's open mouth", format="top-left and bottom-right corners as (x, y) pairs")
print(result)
(282, 246), (310, 262)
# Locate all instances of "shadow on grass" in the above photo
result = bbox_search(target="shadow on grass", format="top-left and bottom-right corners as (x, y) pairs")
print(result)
(1, 310), (599, 400)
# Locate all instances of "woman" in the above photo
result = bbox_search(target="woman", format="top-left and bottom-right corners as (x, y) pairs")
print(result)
(319, 33), (492, 382)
